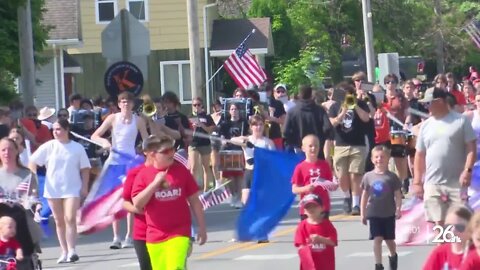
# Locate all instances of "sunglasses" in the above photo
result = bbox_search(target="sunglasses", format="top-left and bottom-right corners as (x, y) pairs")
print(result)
(157, 147), (175, 155)
(446, 223), (466, 233)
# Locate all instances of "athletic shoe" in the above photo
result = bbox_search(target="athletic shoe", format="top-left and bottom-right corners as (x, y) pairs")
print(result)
(351, 206), (360, 216)
(67, 253), (79, 263)
(110, 239), (121, 249)
(343, 197), (352, 214)
(57, 254), (67, 264)
(122, 237), (133, 248)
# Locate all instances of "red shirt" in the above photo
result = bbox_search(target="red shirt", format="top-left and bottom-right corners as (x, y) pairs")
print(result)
(460, 249), (480, 270)
(122, 164), (147, 241)
(20, 118), (52, 152)
(291, 160), (333, 215)
(423, 243), (473, 270)
(451, 90), (467, 106)
(0, 238), (20, 256)
(294, 219), (337, 270)
(132, 162), (199, 243)
(374, 107), (390, 144)
(386, 95), (408, 123)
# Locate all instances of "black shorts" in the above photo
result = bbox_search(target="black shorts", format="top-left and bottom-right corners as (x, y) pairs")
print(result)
(300, 211), (330, 221)
(376, 141), (406, 158)
(368, 216), (396, 240)
(244, 169), (253, 189)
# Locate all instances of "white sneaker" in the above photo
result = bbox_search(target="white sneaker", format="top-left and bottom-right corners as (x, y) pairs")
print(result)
(110, 239), (121, 249)
(57, 254), (67, 264)
(122, 237), (133, 248)
(234, 201), (243, 209)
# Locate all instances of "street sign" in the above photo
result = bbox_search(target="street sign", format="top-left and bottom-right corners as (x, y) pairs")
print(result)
(104, 61), (144, 97)
(101, 9), (150, 80)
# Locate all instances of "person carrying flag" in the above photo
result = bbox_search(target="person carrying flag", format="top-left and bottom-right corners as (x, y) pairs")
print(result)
(91, 91), (149, 249)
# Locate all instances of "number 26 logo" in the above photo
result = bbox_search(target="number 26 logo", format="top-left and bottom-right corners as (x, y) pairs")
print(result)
(431, 225), (461, 243)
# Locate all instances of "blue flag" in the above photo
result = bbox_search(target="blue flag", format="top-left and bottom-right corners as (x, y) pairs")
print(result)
(236, 148), (304, 241)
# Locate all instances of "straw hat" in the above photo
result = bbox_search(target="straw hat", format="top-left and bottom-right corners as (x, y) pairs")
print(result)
(37, 107), (56, 121)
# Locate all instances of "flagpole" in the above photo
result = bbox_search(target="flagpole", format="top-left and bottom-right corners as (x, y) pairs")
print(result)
(207, 29), (257, 84)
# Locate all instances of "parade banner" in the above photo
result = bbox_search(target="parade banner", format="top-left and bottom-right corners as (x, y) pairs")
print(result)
(236, 148), (303, 241)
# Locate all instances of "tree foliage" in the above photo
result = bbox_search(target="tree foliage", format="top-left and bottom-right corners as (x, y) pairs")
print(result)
(0, 0), (49, 103)
(247, 0), (480, 90)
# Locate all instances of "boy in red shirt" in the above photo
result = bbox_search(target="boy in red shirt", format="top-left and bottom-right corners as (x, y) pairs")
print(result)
(292, 134), (336, 220)
(294, 194), (337, 270)
(132, 135), (206, 270)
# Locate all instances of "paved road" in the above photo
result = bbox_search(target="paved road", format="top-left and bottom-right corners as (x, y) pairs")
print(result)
(39, 192), (434, 270)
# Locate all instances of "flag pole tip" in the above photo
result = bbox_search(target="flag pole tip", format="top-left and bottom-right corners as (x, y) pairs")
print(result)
(252, 29), (256, 34)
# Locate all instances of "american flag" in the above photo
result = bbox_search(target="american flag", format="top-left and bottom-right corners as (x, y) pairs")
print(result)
(16, 175), (31, 192)
(224, 41), (267, 89)
(465, 19), (480, 49)
(199, 185), (232, 210)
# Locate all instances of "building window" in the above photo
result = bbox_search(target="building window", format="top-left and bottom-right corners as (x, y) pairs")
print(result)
(96, 0), (118, 24)
(160, 61), (192, 104)
(127, 0), (148, 21)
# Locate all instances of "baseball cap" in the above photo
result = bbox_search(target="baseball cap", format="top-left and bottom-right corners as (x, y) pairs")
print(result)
(419, 87), (448, 103)
(300, 194), (323, 208)
(274, 84), (288, 92)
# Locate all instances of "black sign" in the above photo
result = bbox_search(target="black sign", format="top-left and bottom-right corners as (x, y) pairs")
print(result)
(104, 61), (144, 97)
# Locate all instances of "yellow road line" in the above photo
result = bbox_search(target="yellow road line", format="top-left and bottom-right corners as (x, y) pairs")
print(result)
(194, 213), (355, 259)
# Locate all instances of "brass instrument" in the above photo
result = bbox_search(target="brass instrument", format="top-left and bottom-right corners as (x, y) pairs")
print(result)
(344, 94), (356, 108)
(140, 100), (157, 118)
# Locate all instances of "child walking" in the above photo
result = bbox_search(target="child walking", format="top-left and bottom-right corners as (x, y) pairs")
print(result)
(294, 194), (337, 270)
(292, 134), (336, 220)
(360, 145), (402, 270)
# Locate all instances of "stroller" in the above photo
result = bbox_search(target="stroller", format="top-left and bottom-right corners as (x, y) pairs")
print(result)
(0, 202), (42, 270)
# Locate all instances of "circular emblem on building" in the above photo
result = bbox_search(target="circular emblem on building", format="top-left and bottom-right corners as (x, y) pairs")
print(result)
(104, 61), (144, 97)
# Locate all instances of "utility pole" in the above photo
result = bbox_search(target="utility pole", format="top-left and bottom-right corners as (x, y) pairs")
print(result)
(18, 0), (36, 107)
(434, 0), (445, 74)
(361, 0), (375, 83)
(186, 0), (202, 100)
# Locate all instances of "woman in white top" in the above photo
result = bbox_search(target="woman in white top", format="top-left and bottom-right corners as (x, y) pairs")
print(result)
(29, 119), (91, 264)
(91, 92), (148, 249)
(231, 115), (275, 204)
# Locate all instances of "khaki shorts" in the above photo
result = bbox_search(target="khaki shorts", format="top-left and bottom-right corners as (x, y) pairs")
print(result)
(333, 145), (367, 175)
(188, 145), (212, 156)
(424, 184), (462, 223)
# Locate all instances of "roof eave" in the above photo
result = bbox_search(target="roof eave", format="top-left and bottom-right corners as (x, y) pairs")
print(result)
(46, 39), (83, 47)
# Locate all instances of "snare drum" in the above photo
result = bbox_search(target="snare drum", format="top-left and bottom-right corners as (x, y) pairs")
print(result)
(218, 150), (245, 171)
(390, 131), (407, 146)
(406, 134), (417, 151)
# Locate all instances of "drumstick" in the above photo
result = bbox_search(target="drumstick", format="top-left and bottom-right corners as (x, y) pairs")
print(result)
(183, 129), (247, 147)
(385, 110), (411, 131)
(408, 107), (430, 119)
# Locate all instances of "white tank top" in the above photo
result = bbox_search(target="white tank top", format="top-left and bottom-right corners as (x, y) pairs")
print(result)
(244, 136), (274, 170)
(110, 113), (138, 164)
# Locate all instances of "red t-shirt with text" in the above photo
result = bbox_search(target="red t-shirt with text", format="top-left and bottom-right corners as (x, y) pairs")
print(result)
(423, 243), (474, 270)
(132, 162), (199, 243)
(0, 238), (20, 256)
(122, 164), (147, 241)
(291, 160), (333, 215)
(294, 219), (337, 270)
(460, 249), (480, 270)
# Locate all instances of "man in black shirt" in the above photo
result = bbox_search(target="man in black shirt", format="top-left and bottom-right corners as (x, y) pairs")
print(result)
(329, 83), (371, 215)
(162, 92), (191, 150)
(189, 97), (216, 192)
(263, 84), (287, 150)
(283, 85), (334, 160)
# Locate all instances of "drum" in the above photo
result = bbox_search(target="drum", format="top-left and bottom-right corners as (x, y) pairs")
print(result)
(218, 150), (244, 171)
(390, 131), (407, 146)
(406, 134), (417, 151)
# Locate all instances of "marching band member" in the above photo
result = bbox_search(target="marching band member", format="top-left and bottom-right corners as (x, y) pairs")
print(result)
(218, 103), (249, 209)
(91, 92), (149, 250)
